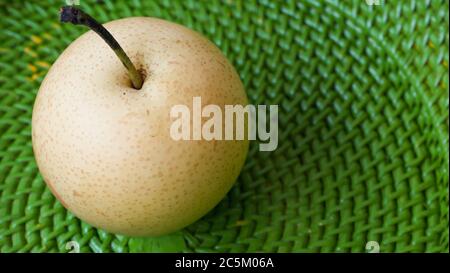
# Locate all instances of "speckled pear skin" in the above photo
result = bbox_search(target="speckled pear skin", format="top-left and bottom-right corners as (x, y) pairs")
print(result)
(31, 17), (249, 236)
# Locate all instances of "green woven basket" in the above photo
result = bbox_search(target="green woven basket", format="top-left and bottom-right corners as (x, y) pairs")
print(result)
(0, 0), (448, 253)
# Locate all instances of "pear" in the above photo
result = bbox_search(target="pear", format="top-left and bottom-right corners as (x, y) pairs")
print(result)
(32, 7), (248, 236)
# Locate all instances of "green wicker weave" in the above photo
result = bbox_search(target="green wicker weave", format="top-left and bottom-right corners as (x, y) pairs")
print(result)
(0, 0), (448, 253)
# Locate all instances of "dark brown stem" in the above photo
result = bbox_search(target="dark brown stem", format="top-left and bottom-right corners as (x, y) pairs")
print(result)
(60, 6), (143, 89)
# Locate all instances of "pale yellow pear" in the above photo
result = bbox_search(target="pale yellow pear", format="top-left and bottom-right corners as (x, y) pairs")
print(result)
(32, 17), (248, 236)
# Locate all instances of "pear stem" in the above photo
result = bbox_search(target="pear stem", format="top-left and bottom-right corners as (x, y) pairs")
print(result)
(60, 6), (143, 89)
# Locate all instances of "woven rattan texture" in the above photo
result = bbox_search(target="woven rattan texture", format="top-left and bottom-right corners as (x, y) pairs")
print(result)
(0, 0), (448, 253)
